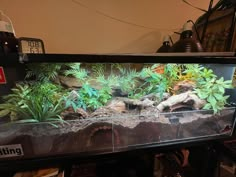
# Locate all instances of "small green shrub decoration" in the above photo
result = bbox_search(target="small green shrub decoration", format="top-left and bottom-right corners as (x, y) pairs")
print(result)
(30, 82), (66, 103)
(92, 63), (140, 95)
(117, 67), (139, 94)
(182, 64), (216, 82)
(195, 77), (232, 114)
(25, 63), (64, 82)
(92, 64), (119, 88)
(98, 86), (113, 105)
(65, 84), (112, 111)
(64, 63), (88, 83)
(180, 64), (232, 113)
(0, 84), (31, 120)
(0, 83), (67, 127)
(130, 64), (181, 99)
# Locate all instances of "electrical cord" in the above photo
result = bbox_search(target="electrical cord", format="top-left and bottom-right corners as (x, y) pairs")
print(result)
(71, 0), (180, 32)
(187, 20), (202, 43)
(182, 0), (208, 12)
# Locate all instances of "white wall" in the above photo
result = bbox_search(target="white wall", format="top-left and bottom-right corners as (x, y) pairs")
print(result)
(0, 0), (214, 53)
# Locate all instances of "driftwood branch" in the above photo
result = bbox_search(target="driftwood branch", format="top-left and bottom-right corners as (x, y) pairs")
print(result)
(115, 97), (155, 108)
(156, 91), (206, 112)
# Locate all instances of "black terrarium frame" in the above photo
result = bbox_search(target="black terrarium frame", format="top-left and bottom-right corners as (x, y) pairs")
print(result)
(0, 52), (236, 161)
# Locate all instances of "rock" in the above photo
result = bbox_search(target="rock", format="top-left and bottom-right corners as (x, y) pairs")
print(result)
(90, 107), (122, 118)
(61, 107), (88, 120)
(106, 99), (126, 113)
(58, 75), (81, 88)
(114, 97), (156, 109)
(141, 98), (155, 107)
(140, 106), (160, 116)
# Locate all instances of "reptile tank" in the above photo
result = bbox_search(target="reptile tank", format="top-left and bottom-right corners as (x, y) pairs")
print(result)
(0, 53), (236, 160)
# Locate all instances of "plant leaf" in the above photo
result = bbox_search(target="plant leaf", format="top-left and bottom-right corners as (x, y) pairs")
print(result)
(0, 109), (10, 117)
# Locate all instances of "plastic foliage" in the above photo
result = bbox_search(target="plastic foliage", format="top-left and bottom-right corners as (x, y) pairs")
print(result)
(117, 66), (140, 95)
(182, 64), (232, 113)
(195, 77), (232, 114)
(0, 83), (67, 127)
(64, 83), (112, 111)
(131, 64), (180, 99)
(25, 63), (64, 82)
(64, 63), (88, 83)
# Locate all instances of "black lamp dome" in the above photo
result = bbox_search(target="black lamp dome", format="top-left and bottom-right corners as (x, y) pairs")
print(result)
(169, 22), (203, 52)
(156, 35), (171, 53)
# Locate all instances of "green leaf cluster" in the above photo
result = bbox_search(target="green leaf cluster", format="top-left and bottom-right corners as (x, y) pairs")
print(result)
(130, 64), (181, 99)
(129, 64), (232, 114)
(92, 64), (119, 88)
(25, 63), (64, 82)
(117, 67), (139, 94)
(65, 84), (112, 111)
(183, 64), (216, 82)
(0, 83), (67, 127)
(181, 64), (232, 113)
(64, 63), (88, 83)
(26, 62), (89, 84)
(21, 62), (233, 117)
(195, 77), (232, 114)
(92, 64), (140, 96)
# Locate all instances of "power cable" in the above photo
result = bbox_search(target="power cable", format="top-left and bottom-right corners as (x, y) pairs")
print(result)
(182, 0), (208, 12)
(71, 0), (180, 32)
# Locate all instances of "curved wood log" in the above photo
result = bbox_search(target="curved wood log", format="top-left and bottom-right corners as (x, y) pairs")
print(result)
(156, 91), (206, 112)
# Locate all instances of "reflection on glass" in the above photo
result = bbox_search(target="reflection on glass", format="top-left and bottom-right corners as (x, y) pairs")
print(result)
(0, 63), (235, 157)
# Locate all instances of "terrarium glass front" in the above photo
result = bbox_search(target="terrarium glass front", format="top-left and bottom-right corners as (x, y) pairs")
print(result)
(0, 61), (235, 159)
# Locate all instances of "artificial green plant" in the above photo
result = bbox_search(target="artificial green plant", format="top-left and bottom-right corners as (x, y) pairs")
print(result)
(0, 83), (67, 127)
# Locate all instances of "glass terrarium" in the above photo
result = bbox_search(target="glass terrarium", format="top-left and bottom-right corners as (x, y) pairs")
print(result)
(0, 53), (235, 160)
